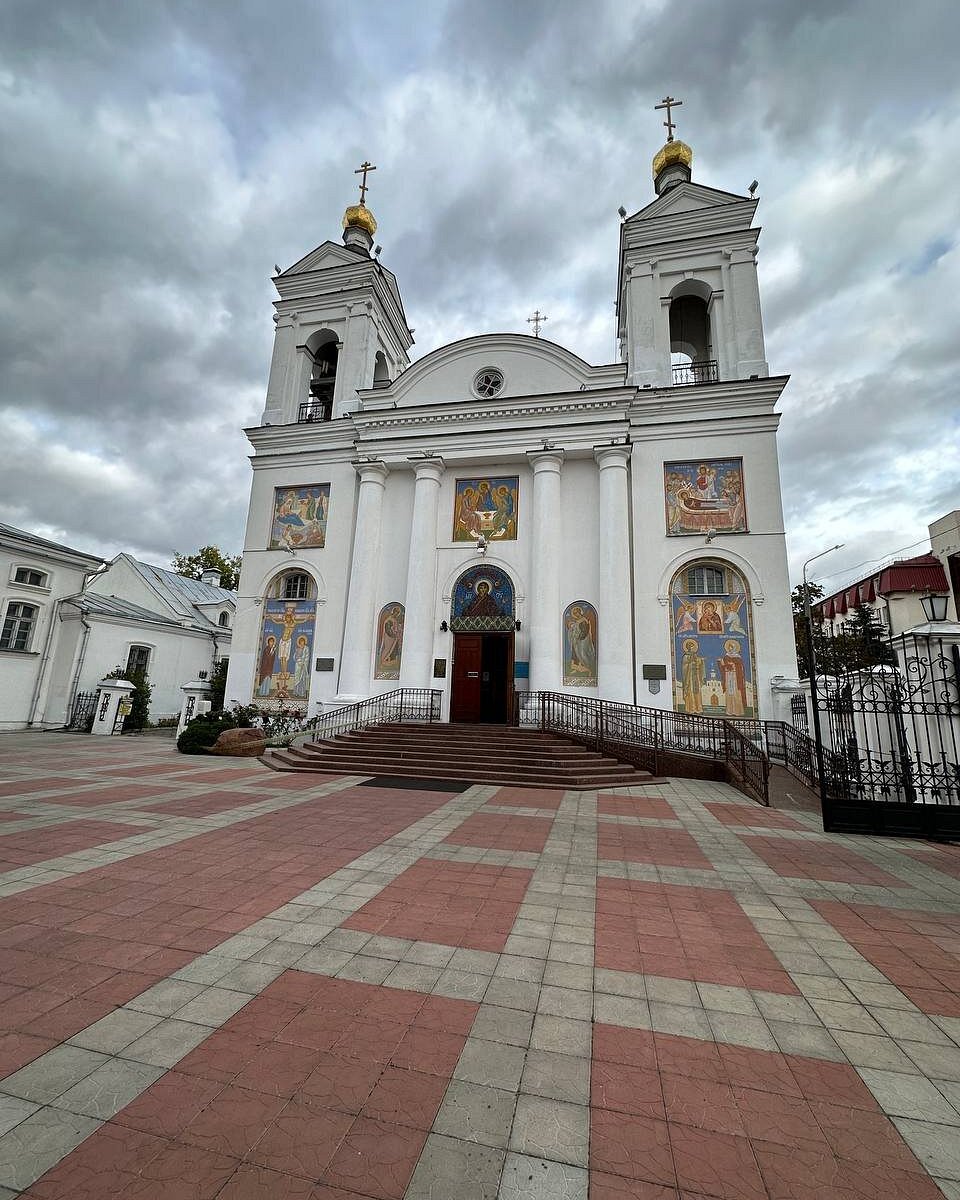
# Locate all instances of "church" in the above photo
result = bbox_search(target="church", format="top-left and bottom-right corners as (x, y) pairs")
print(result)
(225, 108), (797, 726)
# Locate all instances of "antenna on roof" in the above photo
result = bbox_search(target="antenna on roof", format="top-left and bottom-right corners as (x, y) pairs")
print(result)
(748, 180), (759, 196)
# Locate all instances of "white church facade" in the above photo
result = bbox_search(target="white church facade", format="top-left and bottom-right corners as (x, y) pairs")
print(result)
(226, 131), (797, 725)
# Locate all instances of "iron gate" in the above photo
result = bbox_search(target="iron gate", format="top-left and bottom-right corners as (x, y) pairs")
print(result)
(67, 691), (97, 732)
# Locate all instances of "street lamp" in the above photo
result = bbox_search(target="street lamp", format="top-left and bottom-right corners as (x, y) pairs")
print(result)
(920, 593), (949, 622)
(802, 544), (844, 811)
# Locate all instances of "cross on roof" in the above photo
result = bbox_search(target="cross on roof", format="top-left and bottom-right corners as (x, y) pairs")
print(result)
(527, 309), (548, 338)
(654, 95), (682, 142)
(354, 160), (377, 205)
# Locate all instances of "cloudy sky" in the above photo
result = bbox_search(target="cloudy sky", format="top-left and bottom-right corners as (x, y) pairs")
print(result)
(1, 0), (957, 594)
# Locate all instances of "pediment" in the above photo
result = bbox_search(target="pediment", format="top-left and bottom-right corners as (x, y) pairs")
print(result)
(280, 241), (368, 276)
(361, 333), (626, 409)
(627, 182), (754, 224)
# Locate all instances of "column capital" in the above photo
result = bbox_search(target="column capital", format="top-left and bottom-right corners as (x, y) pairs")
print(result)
(408, 455), (445, 483)
(594, 444), (631, 470)
(353, 459), (389, 486)
(526, 448), (564, 473)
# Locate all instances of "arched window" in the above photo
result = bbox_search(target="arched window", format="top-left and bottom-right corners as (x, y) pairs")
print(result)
(669, 281), (716, 385)
(373, 351), (390, 386)
(218, 611), (231, 627)
(1, 602), (38, 651)
(14, 567), (48, 587)
(281, 573), (310, 600)
(303, 329), (338, 422)
(670, 560), (756, 718)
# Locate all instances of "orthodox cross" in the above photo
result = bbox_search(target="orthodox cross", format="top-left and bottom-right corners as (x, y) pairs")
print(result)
(654, 95), (682, 142)
(527, 309), (548, 337)
(354, 160), (377, 204)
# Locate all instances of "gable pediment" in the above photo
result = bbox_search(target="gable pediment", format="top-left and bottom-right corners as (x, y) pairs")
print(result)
(627, 182), (755, 224)
(280, 241), (367, 276)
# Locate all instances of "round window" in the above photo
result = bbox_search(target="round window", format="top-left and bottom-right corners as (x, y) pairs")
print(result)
(473, 367), (504, 399)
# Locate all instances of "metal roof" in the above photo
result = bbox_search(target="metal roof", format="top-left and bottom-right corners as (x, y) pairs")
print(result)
(0, 521), (103, 564)
(66, 593), (184, 627)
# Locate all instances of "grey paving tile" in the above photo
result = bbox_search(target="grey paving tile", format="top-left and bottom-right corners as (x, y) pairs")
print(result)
(336, 954), (396, 984)
(472, 1005), (535, 1049)
(126, 978), (207, 1016)
(645, 976), (701, 1007)
(536, 986), (592, 1021)
(117, 1018), (212, 1068)
(455, 1039), (527, 1091)
(830, 1031), (917, 1072)
(403, 941), (457, 968)
(405, 1132), (504, 1200)
(0, 1095), (38, 1138)
(593, 993), (651, 1030)
(648, 1002), (713, 1041)
(903, 1041), (960, 1082)
(697, 983), (761, 1016)
(172, 986), (251, 1027)
(434, 968), (491, 1003)
(593, 968), (646, 999)
(508, 1095), (590, 1167)
(434, 1080), (517, 1149)
(0, 1046), (108, 1104)
(529, 1015), (591, 1058)
(858, 1068), (960, 1123)
(707, 1011), (778, 1050)
(0, 1106), (101, 1191)
(766, 1021), (847, 1061)
(869, 1008), (954, 1045)
(296, 946), (355, 974)
(449, 948), (501, 975)
(520, 1049), (590, 1107)
(484, 979), (541, 1012)
(893, 1117), (960, 1180)
(752, 992), (819, 1024)
(53, 1058), (164, 1120)
(215, 961), (285, 993)
(809, 998), (884, 1035)
(68, 1009), (162, 1055)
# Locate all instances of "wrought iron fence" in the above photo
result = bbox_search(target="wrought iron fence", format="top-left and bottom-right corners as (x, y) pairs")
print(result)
(672, 359), (719, 386)
(811, 628), (960, 810)
(66, 691), (96, 732)
(518, 691), (770, 805)
(301, 689), (441, 741)
(298, 400), (333, 424)
(790, 694), (808, 735)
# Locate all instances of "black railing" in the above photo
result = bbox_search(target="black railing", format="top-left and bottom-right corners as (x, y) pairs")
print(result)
(302, 688), (441, 741)
(299, 400), (333, 424)
(672, 359), (719, 386)
(518, 691), (771, 806)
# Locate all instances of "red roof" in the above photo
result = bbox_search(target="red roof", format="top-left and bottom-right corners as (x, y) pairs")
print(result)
(814, 553), (948, 619)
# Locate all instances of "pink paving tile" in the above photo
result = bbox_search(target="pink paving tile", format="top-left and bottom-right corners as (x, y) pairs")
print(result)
(739, 833), (906, 887)
(165, 767), (276, 785)
(443, 810), (553, 852)
(36, 783), (187, 807)
(705, 801), (804, 830)
(139, 792), (263, 817)
(595, 878), (798, 993)
(0, 777), (83, 798)
(487, 785), (565, 810)
(599, 795), (679, 820)
(0, 819), (138, 867)
(592, 1025), (936, 1199)
(0, 811), (26, 822)
(811, 899), (960, 1016)
(597, 824), (713, 870)
(902, 841), (960, 881)
(344, 857), (533, 951)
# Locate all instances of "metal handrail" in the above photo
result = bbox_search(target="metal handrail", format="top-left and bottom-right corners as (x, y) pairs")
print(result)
(301, 688), (441, 741)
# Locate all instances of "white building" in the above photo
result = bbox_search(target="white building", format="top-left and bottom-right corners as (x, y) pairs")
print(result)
(0, 530), (235, 730)
(227, 131), (797, 724)
(0, 523), (103, 731)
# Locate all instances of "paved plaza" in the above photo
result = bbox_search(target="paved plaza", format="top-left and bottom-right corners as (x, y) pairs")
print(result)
(0, 734), (958, 1197)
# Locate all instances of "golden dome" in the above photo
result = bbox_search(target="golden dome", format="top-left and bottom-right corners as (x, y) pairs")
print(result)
(652, 139), (693, 180)
(342, 203), (378, 236)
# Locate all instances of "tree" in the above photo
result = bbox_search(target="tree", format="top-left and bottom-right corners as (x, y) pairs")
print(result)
(172, 546), (241, 591)
(837, 604), (894, 671)
(792, 582), (825, 679)
(208, 658), (228, 714)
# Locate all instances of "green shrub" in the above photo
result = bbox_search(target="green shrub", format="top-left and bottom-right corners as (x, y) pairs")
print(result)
(176, 714), (238, 755)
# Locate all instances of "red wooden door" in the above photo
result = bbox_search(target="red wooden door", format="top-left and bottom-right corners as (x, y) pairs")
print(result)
(451, 634), (483, 723)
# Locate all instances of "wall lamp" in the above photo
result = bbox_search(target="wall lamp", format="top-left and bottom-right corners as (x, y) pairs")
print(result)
(515, 619), (522, 631)
(920, 593), (949, 622)
(440, 620), (449, 632)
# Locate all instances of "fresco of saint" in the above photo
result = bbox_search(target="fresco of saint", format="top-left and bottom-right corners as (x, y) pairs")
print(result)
(562, 601), (598, 687)
(453, 477), (519, 541)
(663, 459), (747, 536)
(270, 484), (331, 550)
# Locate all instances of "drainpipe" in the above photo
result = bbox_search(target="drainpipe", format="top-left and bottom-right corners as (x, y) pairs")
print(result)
(27, 598), (62, 727)
(65, 610), (93, 726)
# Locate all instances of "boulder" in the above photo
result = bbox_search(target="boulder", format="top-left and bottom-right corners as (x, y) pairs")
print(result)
(209, 727), (267, 757)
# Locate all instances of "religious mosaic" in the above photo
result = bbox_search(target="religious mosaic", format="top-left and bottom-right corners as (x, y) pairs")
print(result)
(670, 563), (755, 718)
(562, 601), (598, 688)
(270, 484), (331, 550)
(374, 602), (404, 680)
(452, 476), (519, 542)
(255, 599), (316, 705)
(663, 459), (747, 536)
(450, 566), (515, 632)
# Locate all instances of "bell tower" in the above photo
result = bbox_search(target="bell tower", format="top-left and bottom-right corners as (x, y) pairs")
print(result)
(261, 163), (413, 426)
(617, 100), (769, 390)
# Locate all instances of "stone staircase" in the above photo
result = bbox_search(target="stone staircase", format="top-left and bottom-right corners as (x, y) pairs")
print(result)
(263, 722), (661, 789)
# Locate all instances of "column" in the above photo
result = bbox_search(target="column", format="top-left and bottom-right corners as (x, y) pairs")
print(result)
(338, 460), (389, 699)
(594, 445), (634, 702)
(526, 449), (564, 692)
(400, 457), (445, 689)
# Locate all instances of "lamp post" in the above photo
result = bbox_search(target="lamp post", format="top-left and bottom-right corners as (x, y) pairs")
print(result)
(802, 544), (844, 815)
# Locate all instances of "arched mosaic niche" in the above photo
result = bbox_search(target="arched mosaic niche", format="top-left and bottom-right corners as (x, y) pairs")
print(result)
(255, 571), (318, 706)
(451, 566), (515, 632)
(562, 601), (598, 687)
(670, 560), (755, 718)
(374, 602), (404, 680)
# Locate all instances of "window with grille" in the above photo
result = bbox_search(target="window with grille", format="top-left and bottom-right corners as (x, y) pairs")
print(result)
(685, 566), (726, 595)
(14, 567), (46, 587)
(218, 611), (230, 627)
(282, 573), (310, 600)
(1, 603), (38, 651)
(126, 645), (151, 676)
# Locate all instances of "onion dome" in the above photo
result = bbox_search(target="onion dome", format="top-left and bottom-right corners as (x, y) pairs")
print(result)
(652, 140), (693, 195)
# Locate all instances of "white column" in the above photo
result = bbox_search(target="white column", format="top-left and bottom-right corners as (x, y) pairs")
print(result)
(338, 460), (389, 699)
(526, 449), (564, 692)
(595, 445), (634, 702)
(400, 457), (445, 689)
